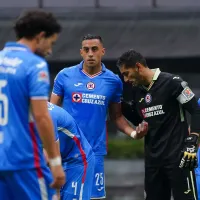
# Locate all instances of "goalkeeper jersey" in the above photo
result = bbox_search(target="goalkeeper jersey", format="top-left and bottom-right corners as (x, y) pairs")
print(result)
(124, 69), (195, 166)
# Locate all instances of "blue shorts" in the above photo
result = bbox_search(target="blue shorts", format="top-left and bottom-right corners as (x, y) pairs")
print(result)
(0, 166), (56, 200)
(196, 174), (200, 200)
(91, 155), (106, 199)
(60, 155), (95, 200)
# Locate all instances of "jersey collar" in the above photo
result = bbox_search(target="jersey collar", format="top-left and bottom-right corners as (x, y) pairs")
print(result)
(3, 42), (31, 52)
(152, 68), (161, 81)
(142, 68), (161, 91)
(78, 61), (106, 78)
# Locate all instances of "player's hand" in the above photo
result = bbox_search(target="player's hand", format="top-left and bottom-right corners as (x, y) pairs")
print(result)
(135, 121), (148, 139)
(50, 165), (66, 189)
(179, 134), (199, 169)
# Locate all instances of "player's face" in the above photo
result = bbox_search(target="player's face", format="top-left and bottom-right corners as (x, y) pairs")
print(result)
(80, 39), (105, 68)
(120, 64), (143, 86)
(35, 33), (58, 58)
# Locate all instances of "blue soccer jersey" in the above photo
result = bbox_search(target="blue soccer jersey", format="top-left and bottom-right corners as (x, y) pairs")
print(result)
(47, 102), (93, 167)
(52, 61), (123, 155)
(0, 42), (50, 170)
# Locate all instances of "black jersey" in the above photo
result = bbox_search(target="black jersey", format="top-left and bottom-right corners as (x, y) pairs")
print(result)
(129, 69), (195, 165)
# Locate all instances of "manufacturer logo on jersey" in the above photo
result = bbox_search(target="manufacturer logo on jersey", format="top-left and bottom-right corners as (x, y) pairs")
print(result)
(145, 93), (152, 104)
(36, 61), (46, 68)
(74, 83), (83, 87)
(72, 93), (82, 103)
(139, 98), (144, 103)
(86, 82), (95, 90)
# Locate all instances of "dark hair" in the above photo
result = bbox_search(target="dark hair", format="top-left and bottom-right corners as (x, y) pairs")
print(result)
(117, 49), (147, 69)
(81, 34), (103, 44)
(14, 9), (62, 39)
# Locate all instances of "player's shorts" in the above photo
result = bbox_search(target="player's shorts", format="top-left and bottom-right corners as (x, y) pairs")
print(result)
(145, 161), (198, 200)
(195, 175), (200, 200)
(0, 166), (56, 200)
(60, 155), (95, 200)
(91, 155), (106, 199)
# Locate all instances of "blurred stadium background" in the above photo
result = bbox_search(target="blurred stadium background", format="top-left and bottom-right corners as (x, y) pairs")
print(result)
(1, 0), (200, 199)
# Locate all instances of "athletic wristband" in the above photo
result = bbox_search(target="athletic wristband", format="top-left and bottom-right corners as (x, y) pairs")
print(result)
(130, 130), (137, 139)
(49, 156), (61, 167)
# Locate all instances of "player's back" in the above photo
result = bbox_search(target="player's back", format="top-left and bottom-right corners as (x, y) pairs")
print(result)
(48, 102), (93, 167)
(0, 42), (49, 170)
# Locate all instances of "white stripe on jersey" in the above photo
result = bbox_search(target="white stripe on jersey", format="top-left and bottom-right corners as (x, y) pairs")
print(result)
(31, 96), (48, 100)
(38, 177), (48, 200)
(57, 127), (74, 138)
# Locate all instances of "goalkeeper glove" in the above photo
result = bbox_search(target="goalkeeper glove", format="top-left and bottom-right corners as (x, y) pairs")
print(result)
(179, 134), (198, 169)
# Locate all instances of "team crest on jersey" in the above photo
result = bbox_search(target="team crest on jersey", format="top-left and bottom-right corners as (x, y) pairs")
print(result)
(86, 82), (95, 90)
(72, 92), (82, 103)
(145, 93), (152, 104)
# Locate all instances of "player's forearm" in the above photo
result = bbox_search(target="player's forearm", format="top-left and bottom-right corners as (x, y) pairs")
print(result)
(114, 115), (135, 136)
(35, 114), (59, 159)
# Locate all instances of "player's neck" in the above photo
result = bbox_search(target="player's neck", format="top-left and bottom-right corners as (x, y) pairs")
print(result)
(17, 39), (36, 53)
(144, 68), (155, 85)
(82, 63), (102, 75)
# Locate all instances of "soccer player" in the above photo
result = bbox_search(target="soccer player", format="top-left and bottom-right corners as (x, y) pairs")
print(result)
(195, 99), (200, 200)
(46, 102), (95, 200)
(50, 34), (148, 199)
(196, 147), (200, 200)
(0, 10), (65, 199)
(118, 49), (200, 200)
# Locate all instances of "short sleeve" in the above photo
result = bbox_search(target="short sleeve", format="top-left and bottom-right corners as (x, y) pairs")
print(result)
(52, 70), (64, 96)
(111, 76), (123, 103)
(170, 75), (195, 104)
(28, 59), (50, 99)
(48, 105), (59, 141)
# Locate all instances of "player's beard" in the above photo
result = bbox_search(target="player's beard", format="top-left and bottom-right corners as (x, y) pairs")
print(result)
(35, 49), (46, 58)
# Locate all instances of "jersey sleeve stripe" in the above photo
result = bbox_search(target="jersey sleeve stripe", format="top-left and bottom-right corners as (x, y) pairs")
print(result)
(30, 96), (48, 100)
(52, 92), (62, 96)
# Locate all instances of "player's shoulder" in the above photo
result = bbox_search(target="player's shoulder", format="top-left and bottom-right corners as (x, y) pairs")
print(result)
(159, 72), (186, 90)
(48, 102), (64, 113)
(160, 72), (182, 81)
(48, 102), (72, 118)
(19, 52), (48, 73)
(57, 64), (79, 76)
(29, 54), (48, 68)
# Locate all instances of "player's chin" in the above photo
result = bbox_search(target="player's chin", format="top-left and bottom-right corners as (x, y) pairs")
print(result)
(35, 50), (46, 58)
(87, 61), (96, 67)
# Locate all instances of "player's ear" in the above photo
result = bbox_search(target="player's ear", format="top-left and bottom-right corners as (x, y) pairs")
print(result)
(102, 48), (106, 56)
(80, 48), (83, 58)
(136, 62), (143, 72)
(35, 31), (45, 44)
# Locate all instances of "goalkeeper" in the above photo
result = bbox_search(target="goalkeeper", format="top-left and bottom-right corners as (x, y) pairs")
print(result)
(118, 49), (200, 200)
